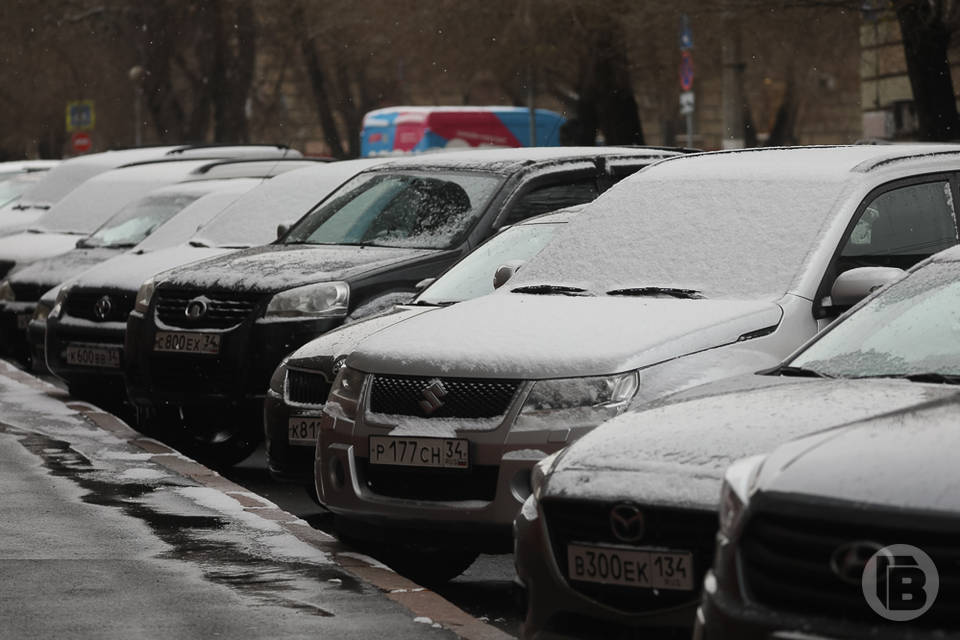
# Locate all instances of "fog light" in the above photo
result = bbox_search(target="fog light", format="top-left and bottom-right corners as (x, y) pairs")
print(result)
(511, 469), (533, 502)
(328, 456), (345, 490)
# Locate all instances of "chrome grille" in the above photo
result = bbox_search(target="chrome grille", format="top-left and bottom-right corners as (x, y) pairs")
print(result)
(286, 369), (331, 405)
(541, 498), (714, 614)
(155, 289), (260, 329)
(369, 374), (519, 418)
(65, 289), (135, 322)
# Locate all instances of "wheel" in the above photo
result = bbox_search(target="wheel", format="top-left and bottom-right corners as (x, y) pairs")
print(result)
(377, 546), (480, 585)
(174, 405), (262, 468)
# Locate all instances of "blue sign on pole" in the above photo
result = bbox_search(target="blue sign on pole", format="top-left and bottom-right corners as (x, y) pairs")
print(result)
(679, 14), (693, 50)
(679, 51), (694, 92)
(66, 101), (95, 132)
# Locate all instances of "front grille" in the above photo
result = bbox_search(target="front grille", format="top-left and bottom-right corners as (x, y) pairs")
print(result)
(541, 498), (715, 614)
(740, 509), (960, 627)
(148, 356), (237, 395)
(286, 368), (331, 405)
(65, 289), (136, 322)
(369, 374), (519, 419)
(10, 281), (45, 302)
(155, 289), (261, 329)
(359, 460), (499, 501)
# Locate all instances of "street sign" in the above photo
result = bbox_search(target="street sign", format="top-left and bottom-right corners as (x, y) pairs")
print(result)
(679, 91), (695, 115)
(679, 51), (694, 92)
(71, 131), (92, 154)
(66, 101), (95, 132)
(679, 14), (694, 50)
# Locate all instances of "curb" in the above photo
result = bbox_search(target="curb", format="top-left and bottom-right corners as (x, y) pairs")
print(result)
(5, 363), (514, 640)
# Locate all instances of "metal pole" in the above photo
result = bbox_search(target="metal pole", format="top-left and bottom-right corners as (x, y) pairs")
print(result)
(525, 0), (536, 147)
(134, 86), (142, 147)
(686, 112), (693, 148)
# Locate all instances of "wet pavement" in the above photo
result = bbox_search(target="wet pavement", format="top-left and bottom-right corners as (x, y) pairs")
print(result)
(0, 362), (511, 640)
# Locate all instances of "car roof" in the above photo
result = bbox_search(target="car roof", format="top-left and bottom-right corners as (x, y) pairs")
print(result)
(366, 146), (683, 174)
(648, 144), (960, 181)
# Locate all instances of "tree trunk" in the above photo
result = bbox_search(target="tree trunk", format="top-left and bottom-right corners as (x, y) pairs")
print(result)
(212, 0), (255, 143)
(294, 3), (348, 158)
(895, 0), (960, 141)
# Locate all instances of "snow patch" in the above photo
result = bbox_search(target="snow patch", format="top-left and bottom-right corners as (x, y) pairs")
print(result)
(118, 467), (168, 481)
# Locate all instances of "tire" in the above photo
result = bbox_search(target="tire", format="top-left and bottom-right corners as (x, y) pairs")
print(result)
(379, 546), (480, 585)
(174, 405), (262, 468)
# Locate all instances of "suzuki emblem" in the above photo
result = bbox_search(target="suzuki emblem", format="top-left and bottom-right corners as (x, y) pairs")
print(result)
(418, 379), (448, 415)
(610, 504), (645, 543)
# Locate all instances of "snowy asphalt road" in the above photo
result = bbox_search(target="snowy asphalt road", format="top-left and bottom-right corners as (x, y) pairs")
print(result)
(0, 362), (511, 640)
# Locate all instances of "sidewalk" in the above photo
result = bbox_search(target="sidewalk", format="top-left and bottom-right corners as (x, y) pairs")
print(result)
(0, 360), (512, 640)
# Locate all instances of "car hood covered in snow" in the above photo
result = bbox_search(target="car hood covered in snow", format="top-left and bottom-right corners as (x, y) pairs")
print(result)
(542, 376), (959, 510)
(64, 244), (234, 293)
(8, 247), (118, 291)
(348, 293), (783, 378)
(155, 243), (447, 293)
(753, 393), (960, 513)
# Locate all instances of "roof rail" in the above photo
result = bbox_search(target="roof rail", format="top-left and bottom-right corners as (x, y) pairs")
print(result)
(852, 148), (960, 173)
(188, 156), (331, 175)
(164, 143), (292, 154)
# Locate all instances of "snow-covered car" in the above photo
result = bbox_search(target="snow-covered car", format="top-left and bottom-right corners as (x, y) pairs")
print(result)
(696, 246), (960, 640)
(0, 160), (59, 213)
(515, 244), (960, 638)
(0, 145), (301, 280)
(42, 160), (380, 409)
(0, 159), (320, 366)
(316, 144), (960, 584)
(264, 205), (582, 484)
(0, 145), (298, 240)
(125, 146), (679, 467)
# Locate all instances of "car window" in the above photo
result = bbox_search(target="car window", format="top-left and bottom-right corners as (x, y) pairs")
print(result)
(79, 192), (203, 248)
(792, 259), (960, 377)
(840, 180), (958, 271)
(284, 170), (503, 250)
(501, 179), (598, 226)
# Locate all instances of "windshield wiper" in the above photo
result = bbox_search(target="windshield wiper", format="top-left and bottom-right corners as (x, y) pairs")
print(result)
(188, 240), (210, 248)
(607, 287), (704, 299)
(412, 299), (455, 307)
(855, 372), (960, 385)
(511, 284), (591, 296)
(105, 242), (137, 249)
(770, 365), (832, 378)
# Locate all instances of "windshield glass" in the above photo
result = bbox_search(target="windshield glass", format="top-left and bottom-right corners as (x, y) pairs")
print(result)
(80, 192), (202, 248)
(417, 221), (563, 305)
(791, 260), (960, 377)
(283, 170), (502, 250)
(509, 175), (849, 299)
(0, 172), (47, 208)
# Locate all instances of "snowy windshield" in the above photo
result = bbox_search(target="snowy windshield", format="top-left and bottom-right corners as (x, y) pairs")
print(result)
(79, 192), (202, 248)
(792, 260), (960, 377)
(0, 172), (47, 209)
(283, 170), (502, 250)
(417, 220), (563, 305)
(510, 176), (848, 299)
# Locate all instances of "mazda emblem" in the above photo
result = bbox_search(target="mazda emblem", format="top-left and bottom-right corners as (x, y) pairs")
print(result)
(610, 503), (645, 543)
(418, 379), (448, 415)
(93, 295), (113, 321)
(185, 296), (209, 319)
(830, 540), (885, 585)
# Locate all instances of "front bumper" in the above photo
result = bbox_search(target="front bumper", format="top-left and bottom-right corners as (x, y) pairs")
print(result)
(264, 387), (325, 484)
(46, 315), (126, 386)
(0, 301), (37, 363)
(514, 496), (700, 640)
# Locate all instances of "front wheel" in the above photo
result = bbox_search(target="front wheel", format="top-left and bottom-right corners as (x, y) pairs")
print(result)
(174, 405), (261, 468)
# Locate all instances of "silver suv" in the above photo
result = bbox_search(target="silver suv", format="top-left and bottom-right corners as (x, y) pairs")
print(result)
(316, 145), (960, 583)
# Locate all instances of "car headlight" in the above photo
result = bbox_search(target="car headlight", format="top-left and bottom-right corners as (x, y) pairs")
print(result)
(718, 454), (766, 538)
(324, 365), (366, 420)
(33, 300), (52, 322)
(49, 286), (71, 320)
(0, 280), (14, 302)
(513, 371), (640, 431)
(269, 358), (289, 394)
(264, 281), (349, 319)
(134, 278), (155, 314)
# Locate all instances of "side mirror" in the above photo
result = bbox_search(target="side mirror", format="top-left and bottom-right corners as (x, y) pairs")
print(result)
(493, 260), (525, 289)
(830, 266), (905, 307)
(276, 223), (289, 239)
(414, 277), (435, 291)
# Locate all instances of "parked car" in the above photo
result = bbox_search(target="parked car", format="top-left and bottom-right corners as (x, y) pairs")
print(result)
(0, 159), (320, 365)
(265, 205), (583, 484)
(42, 159), (382, 407)
(0, 145), (297, 238)
(315, 144), (960, 585)
(0, 145), (300, 279)
(516, 243), (960, 638)
(125, 146), (679, 467)
(0, 160), (59, 211)
(697, 246), (960, 639)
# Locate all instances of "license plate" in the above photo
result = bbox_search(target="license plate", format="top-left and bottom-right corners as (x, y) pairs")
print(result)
(65, 343), (121, 369)
(567, 543), (694, 591)
(153, 331), (220, 354)
(288, 416), (323, 446)
(16, 314), (30, 329)
(369, 435), (469, 469)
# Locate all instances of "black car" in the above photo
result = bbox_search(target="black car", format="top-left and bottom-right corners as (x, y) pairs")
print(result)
(125, 147), (681, 466)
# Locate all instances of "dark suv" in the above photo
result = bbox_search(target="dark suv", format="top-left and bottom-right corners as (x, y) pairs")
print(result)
(124, 147), (681, 466)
